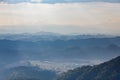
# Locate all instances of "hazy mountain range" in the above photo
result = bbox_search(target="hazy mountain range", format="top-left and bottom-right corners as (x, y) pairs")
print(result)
(0, 32), (120, 80)
(0, 32), (120, 70)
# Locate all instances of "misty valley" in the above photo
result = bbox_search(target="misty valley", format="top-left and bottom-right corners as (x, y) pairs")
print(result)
(0, 0), (120, 79)
(0, 32), (120, 80)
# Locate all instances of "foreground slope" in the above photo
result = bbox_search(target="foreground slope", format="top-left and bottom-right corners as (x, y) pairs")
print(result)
(56, 56), (120, 80)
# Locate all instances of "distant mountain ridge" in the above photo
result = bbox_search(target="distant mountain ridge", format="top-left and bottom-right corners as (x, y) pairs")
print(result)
(0, 32), (116, 41)
(56, 56), (120, 80)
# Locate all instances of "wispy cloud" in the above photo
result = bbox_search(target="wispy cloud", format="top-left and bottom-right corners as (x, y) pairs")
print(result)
(31, 0), (43, 3)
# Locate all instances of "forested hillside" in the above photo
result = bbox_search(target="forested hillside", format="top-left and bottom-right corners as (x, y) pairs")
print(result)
(56, 56), (120, 80)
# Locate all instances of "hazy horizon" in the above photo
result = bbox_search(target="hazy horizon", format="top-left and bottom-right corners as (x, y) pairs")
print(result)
(0, 1), (120, 35)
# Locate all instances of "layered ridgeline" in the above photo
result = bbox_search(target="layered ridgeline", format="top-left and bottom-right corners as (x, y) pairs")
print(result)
(0, 33), (120, 80)
(56, 56), (120, 80)
(0, 33), (120, 68)
(0, 32), (120, 72)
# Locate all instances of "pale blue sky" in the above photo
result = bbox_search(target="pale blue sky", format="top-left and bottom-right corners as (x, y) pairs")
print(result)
(0, 0), (120, 3)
